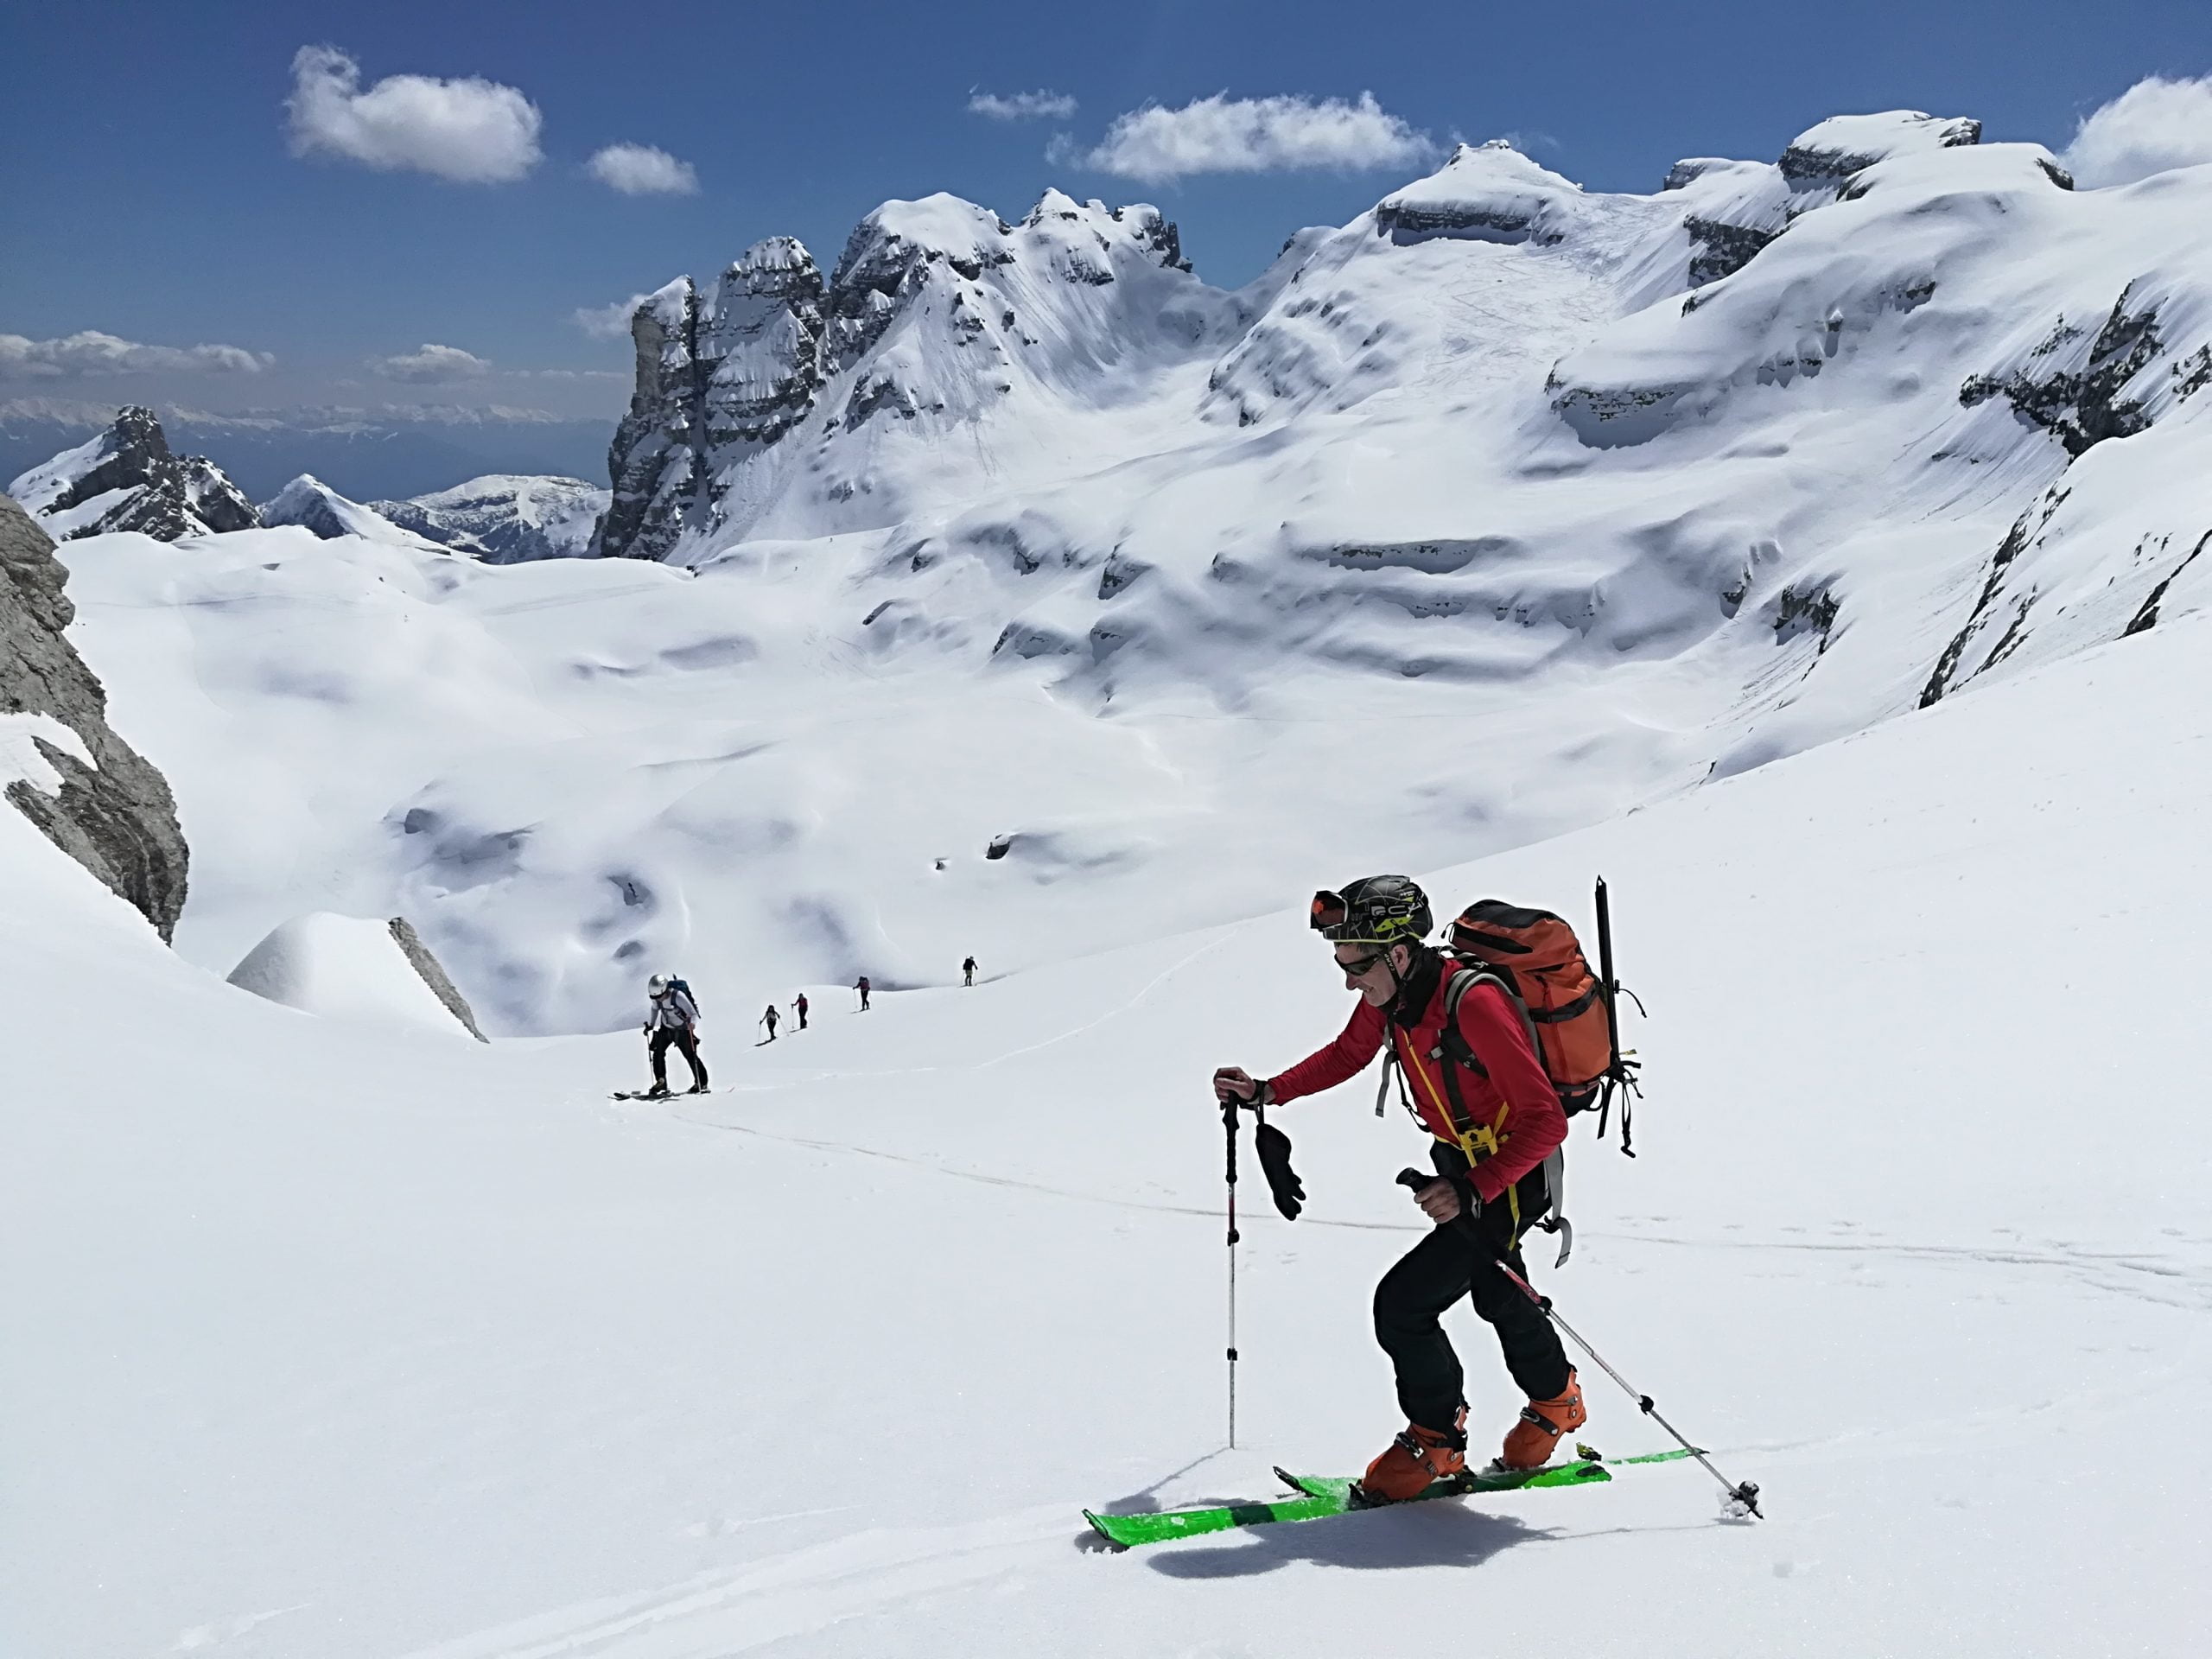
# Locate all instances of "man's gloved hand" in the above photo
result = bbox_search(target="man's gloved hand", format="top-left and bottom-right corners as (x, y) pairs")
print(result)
(1211, 1066), (1271, 1108)
(1254, 1120), (1305, 1220)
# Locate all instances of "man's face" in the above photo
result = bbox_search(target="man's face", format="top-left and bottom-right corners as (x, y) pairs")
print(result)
(1334, 942), (1401, 1007)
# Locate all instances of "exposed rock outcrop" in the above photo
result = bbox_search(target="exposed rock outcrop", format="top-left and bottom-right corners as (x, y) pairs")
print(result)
(0, 493), (189, 938)
(387, 916), (489, 1040)
(6, 405), (258, 542)
(1960, 284), (2164, 456)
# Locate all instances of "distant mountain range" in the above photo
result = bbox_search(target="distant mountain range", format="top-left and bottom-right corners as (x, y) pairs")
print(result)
(7, 406), (608, 563)
(0, 399), (614, 503)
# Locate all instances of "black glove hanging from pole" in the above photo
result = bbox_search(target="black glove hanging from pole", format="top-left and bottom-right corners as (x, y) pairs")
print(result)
(1252, 1102), (1305, 1221)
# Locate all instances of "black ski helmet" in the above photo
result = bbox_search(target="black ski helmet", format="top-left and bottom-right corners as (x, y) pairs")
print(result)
(1309, 875), (1433, 945)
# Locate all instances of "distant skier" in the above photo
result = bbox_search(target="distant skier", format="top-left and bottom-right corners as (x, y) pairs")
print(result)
(760, 1004), (779, 1042)
(856, 975), (871, 1011)
(642, 972), (709, 1096)
(1211, 876), (1581, 1503)
(793, 992), (809, 1030)
(963, 956), (977, 987)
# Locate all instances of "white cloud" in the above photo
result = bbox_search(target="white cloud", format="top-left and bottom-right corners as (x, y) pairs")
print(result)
(1068, 92), (1436, 183)
(372, 344), (494, 383)
(571, 295), (653, 340)
(285, 44), (543, 184)
(969, 88), (1078, 122)
(586, 143), (700, 196)
(0, 330), (273, 380)
(2063, 74), (2212, 188)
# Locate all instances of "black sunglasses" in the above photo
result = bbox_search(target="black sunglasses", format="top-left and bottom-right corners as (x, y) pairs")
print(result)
(1337, 948), (1388, 978)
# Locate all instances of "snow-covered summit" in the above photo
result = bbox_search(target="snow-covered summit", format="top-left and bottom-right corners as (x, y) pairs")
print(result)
(7, 405), (257, 542)
(592, 187), (1235, 558)
(1780, 109), (1984, 183)
(1373, 140), (1592, 245)
(372, 474), (609, 563)
(258, 474), (448, 551)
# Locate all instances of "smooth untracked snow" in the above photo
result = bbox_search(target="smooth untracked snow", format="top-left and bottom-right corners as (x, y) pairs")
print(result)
(5, 606), (2209, 1657)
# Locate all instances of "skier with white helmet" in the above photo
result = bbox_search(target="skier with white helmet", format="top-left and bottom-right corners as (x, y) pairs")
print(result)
(641, 972), (708, 1097)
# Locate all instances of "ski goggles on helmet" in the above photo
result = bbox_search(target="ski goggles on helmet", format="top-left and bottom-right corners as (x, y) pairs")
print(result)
(1310, 889), (1354, 936)
(1310, 881), (1429, 944)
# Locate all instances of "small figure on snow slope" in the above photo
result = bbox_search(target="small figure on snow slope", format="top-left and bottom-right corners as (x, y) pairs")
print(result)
(793, 991), (809, 1030)
(855, 975), (871, 1011)
(642, 972), (709, 1096)
(760, 1004), (779, 1042)
(1213, 876), (1584, 1503)
(963, 956), (976, 987)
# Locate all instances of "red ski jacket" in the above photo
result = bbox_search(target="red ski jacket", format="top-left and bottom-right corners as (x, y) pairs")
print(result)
(1266, 971), (1567, 1206)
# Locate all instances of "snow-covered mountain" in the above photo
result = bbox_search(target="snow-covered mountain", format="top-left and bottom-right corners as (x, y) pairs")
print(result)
(0, 398), (615, 503)
(257, 473), (449, 550)
(41, 108), (2212, 1039)
(591, 114), (2209, 739)
(6, 405), (257, 541)
(592, 191), (1233, 560)
(372, 473), (611, 563)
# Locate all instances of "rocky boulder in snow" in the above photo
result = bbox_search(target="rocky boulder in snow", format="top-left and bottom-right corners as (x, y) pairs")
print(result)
(371, 474), (609, 563)
(6, 405), (258, 542)
(0, 492), (189, 938)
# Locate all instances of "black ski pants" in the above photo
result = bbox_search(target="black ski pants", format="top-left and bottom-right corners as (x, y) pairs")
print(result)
(650, 1026), (708, 1090)
(1374, 1213), (1571, 1435)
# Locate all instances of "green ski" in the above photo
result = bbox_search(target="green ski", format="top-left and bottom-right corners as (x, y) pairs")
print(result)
(1082, 1446), (1698, 1550)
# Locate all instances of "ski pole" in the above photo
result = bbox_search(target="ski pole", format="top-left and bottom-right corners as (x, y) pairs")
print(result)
(1395, 1168), (1760, 1517)
(1222, 1096), (1241, 1448)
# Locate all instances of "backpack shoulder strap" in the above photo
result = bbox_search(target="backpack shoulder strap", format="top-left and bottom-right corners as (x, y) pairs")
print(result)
(1440, 964), (1541, 1074)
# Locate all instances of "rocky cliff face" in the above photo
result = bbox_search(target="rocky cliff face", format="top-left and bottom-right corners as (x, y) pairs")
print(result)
(590, 192), (1221, 559)
(6, 406), (258, 541)
(0, 493), (189, 938)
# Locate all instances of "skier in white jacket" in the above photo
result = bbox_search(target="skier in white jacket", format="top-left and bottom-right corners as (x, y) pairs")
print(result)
(642, 974), (708, 1096)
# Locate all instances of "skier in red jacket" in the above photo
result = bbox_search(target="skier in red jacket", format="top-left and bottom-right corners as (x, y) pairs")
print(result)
(1212, 875), (1584, 1502)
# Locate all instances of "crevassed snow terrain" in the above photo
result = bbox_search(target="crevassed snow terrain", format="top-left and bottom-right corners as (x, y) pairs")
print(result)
(6, 602), (2210, 1659)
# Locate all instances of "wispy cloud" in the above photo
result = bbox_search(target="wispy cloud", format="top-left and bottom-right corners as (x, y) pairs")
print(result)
(372, 344), (493, 383)
(969, 88), (1077, 122)
(1065, 92), (1435, 183)
(571, 295), (653, 340)
(285, 44), (543, 184)
(0, 330), (273, 380)
(2063, 74), (2212, 188)
(585, 143), (699, 196)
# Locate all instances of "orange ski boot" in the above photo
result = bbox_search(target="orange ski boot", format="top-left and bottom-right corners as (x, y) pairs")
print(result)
(1356, 1405), (1469, 1503)
(1499, 1370), (1587, 1471)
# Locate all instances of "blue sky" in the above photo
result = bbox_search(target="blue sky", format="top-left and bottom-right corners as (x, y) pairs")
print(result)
(5, 0), (2209, 420)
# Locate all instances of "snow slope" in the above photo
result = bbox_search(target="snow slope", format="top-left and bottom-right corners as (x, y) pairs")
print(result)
(6, 599), (2209, 1659)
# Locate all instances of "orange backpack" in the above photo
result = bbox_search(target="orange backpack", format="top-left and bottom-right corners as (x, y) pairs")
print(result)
(1439, 881), (1643, 1154)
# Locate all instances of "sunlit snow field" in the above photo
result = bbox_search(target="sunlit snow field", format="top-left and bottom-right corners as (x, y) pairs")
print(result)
(6, 603), (2209, 1657)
